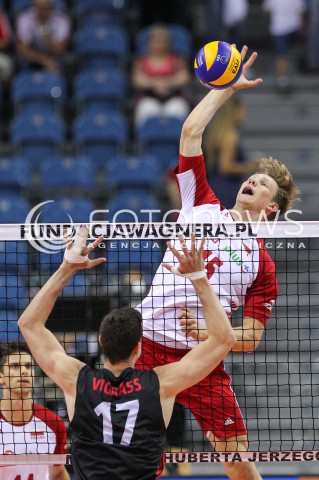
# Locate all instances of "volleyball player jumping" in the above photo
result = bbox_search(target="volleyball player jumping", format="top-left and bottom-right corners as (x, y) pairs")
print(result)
(136, 46), (300, 480)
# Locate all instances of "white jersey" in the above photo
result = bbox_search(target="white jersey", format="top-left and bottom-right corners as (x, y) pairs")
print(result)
(0, 403), (67, 480)
(138, 154), (278, 350)
(263, 0), (305, 36)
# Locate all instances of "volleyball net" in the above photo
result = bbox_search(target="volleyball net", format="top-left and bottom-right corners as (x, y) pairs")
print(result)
(0, 221), (319, 465)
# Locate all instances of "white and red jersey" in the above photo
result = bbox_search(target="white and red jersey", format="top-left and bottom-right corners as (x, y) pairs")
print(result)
(138, 154), (278, 350)
(0, 403), (67, 480)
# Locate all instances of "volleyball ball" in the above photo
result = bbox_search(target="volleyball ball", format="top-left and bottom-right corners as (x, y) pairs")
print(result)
(194, 41), (243, 89)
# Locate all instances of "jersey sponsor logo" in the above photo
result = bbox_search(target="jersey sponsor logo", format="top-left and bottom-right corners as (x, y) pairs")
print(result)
(222, 245), (243, 267)
(92, 377), (142, 397)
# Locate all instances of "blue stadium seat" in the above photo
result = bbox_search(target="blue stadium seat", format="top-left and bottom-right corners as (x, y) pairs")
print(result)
(105, 154), (162, 193)
(0, 274), (28, 310)
(0, 241), (29, 274)
(36, 251), (90, 297)
(105, 191), (162, 223)
(0, 195), (30, 223)
(0, 157), (32, 194)
(0, 310), (23, 342)
(10, 112), (65, 165)
(73, 111), (128, 166)
(62, 273), (87, 297)
(12, 71), (65, 113)
(39, 197), (95, 223)
(36, 251), (90, 296)
(136, 24), (192, 58)
(37, 249), (64, 274)
(137, 116), (183, 169)
(107, 240), (163, 274)
(73, 0), (127, 23)
(11, 0), (66, 15)
(40, 155), (96, 194)
(74, 24), (128, 68)
(74, 69), (127, 113)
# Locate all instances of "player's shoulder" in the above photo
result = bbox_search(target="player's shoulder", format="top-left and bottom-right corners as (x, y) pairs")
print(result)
(134, 367), (160, 386)
(33, 403), (65, 424)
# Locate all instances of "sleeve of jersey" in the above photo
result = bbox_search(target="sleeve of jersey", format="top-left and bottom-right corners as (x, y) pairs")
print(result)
(244, 244), (279, 325)
(174, 154), (220, 209)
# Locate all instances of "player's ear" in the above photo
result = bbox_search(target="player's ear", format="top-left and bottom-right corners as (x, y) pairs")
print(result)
(267, 201), (279, 215)
(0, 372), (5, 385)
(98, 335), (102, 347)
(132, 342), (142, 359)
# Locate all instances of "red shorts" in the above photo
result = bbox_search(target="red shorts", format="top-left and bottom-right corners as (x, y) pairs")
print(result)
(136, 337), (247, 439)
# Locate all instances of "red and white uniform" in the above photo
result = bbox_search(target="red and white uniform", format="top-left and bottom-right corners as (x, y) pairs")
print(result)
(139, 154), (278, 349)
(136, 153), (278, 439)
(0, 403), (67, 480)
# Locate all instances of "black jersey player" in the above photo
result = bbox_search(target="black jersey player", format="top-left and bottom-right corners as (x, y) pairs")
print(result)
(18, 226), (236, 480)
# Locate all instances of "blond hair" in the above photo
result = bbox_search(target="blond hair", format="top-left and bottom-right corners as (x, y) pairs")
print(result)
(259, 157), (300, 217)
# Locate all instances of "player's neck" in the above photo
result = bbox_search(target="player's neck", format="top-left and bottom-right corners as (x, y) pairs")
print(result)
(0, 397), (33, 424)
(103, 360), (134, 377)
(231, 207), (268, 222)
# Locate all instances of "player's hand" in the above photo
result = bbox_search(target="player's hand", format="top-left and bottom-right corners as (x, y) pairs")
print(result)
(162, 233), (205, 274)
(63, 225), (106, 271)
(178, 307), (208, 341)
(230, 45), (262, 92)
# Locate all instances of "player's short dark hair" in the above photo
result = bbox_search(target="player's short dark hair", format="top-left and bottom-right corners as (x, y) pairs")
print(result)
(99, 307), (142, 365)
(0, 342), (31, 373)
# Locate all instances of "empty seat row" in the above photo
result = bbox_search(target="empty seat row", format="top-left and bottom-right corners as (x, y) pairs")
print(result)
(0, 240), (163, 274)
(0, 154), (167, 195)
(11, 68), (126, 115)
(0, 190), (164, 223)
(9, 112), (182, 168)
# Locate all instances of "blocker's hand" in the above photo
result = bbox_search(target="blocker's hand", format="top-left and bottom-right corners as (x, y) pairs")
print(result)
(178, 307), (208, 341)
(162, 233), (205, 276)
(230, 45), (262, 92)
(63, 225), (106, 271)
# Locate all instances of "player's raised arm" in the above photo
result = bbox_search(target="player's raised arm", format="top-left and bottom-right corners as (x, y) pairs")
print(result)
(18, 226), (105, 398)
(180, 46), (262, 158)
(158, 234), (237, 397)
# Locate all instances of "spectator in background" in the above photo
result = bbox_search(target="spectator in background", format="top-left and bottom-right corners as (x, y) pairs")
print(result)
(16, 0), (70, 73)
(263, 0), (306, 92)
(203, 97), (260, 207)
(132, 24), (191, 127)
(206, 0), (223, 41)
(0, 10), (14, 83)
(0, 341), (69, 480)
(205, 0), (248, 47)
(222, 0), (248, 48)
(304, 0), (319, 72)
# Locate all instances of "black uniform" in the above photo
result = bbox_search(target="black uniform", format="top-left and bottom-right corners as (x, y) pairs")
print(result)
(70, 365), (166, 480)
